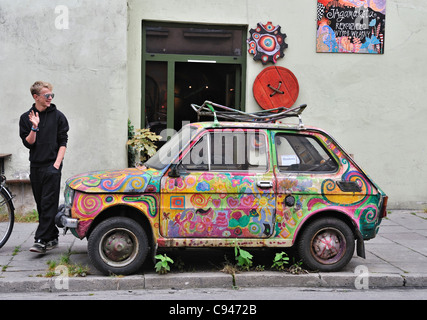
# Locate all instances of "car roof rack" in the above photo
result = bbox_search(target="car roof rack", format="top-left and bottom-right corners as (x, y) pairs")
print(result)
(191, 100), (307, 128)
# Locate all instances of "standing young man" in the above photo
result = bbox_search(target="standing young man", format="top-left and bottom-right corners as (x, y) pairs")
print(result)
(19, 81), (69, 253)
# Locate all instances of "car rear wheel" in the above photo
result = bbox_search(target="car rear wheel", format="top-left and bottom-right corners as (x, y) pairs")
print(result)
(88, 217), (149, 275)
(297, 217), (355, 272)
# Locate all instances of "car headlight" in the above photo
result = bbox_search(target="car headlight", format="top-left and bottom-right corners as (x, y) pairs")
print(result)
(64, 185), (75, 207)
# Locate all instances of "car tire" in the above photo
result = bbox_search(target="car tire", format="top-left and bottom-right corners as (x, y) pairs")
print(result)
(88, 217), (149, 275)
(297, 217), (355, 272)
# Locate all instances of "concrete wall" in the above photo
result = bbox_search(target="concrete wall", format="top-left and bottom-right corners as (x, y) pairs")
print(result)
(0, 0), (128, 212)
(0, 0), (426, 211)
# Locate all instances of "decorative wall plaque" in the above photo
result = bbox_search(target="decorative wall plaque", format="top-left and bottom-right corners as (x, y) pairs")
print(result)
(247, 22), (288, 64)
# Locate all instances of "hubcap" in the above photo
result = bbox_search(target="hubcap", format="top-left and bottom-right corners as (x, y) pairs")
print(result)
(311, 228), (345, 265)
(100, 228), (138, 267)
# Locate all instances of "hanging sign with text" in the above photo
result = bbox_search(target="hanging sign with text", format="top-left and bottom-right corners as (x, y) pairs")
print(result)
(316, 0), (386, 54)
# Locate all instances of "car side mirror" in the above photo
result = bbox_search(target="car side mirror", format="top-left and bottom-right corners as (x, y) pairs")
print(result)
(168, 164), (180, 178)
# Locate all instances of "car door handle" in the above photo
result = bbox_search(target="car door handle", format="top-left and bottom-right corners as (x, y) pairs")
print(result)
(257, 181), (273, 188)
(336, 181), (362, 192)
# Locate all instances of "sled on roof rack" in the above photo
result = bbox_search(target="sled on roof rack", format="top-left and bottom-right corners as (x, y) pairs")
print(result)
(190, 100), (307, 127)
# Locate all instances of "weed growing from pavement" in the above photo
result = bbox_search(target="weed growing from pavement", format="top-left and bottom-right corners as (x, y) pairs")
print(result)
(155, 254), (174, 274)
(12, 245), (21, 256)
(234, 244), (253, 271)
(271, 251), (290, 270)
(220, 249), (308, 275)
(44, 248), (89, 277)
(1, 246), (21, 272)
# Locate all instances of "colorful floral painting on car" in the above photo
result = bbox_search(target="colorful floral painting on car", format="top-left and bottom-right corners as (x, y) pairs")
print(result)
(316, 0), (386, 54)
(161, 172), (276, 239)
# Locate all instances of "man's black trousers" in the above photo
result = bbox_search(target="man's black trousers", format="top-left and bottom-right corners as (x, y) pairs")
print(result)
(30, 165), (61, 242)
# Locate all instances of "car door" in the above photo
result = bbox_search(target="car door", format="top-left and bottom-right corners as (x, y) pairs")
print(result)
(160, 128), (276, 239)
(272, 131), (341, 239)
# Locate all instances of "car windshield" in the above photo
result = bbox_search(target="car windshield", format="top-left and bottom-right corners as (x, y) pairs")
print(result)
(144, 125), (199, 170)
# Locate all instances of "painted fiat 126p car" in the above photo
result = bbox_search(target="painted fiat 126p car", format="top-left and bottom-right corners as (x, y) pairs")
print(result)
(56, 102), (388, 275)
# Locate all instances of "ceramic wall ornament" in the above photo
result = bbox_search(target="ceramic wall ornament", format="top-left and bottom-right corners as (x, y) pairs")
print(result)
(247, 22), (288, 65)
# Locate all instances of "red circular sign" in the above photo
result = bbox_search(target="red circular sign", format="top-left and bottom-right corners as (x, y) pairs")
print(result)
(253, 66), (299, 110)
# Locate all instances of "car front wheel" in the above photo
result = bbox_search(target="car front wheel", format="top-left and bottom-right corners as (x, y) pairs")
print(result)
(88, 217), (149, 275)
(297, 217), (355, 272)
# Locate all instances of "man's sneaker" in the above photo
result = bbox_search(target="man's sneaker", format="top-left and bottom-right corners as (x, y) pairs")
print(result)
(30, 240), (46, 254)
(46, 239), (59, 251)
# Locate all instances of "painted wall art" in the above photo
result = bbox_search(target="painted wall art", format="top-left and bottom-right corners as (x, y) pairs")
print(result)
(316, 0), (386, 54)
(247, 22), (288, 64)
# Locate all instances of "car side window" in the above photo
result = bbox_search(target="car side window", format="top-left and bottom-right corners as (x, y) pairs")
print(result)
(275, 134), (338, 172)
(179, 134), (209, 171)
(179, 129), (268, 172)
(210, 130), (267, 172)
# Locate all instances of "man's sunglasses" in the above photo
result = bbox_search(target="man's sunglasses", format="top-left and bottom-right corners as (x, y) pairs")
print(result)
(39, 93), (55, 99)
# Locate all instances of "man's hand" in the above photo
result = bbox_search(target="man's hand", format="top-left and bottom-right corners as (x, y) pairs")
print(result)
(29, 110), (40, 128)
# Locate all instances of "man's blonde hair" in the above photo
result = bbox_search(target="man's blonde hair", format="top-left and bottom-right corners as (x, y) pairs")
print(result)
(30, 81), (53, 96)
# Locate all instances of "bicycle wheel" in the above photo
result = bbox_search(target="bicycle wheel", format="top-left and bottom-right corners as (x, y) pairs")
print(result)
(0, 188), (14, 248)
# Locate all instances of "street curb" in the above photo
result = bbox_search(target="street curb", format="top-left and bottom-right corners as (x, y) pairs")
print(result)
(145, 272), (232, 290)
(0, 275), (146, 293)
(318, 272), (405, 288)
(233, 272), (411, 289)
(1, 271), (426, 293)
(404, 274), (427, 288)
(234, 272), (323, 288)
